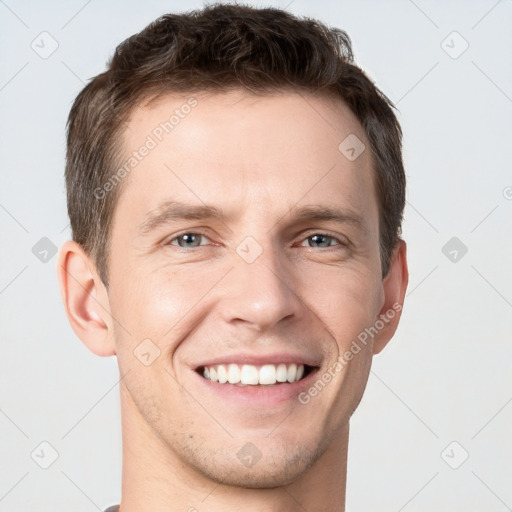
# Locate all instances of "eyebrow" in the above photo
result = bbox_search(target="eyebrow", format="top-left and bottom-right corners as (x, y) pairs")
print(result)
(138, 200), (365, 236)
(138, 200), (228, 235)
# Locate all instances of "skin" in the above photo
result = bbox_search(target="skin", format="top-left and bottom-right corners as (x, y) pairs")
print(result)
(58, 89), (408, 512)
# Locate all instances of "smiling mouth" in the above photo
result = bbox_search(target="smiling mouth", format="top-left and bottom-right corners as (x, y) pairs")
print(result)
(196, 363), (316, 386)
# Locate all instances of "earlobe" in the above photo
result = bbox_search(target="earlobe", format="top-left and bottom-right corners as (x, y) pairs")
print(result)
(372, 240), (409, 354)
(57, 240), (116, 357)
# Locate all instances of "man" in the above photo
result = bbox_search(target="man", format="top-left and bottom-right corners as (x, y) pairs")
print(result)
(57, 3), (408, 511)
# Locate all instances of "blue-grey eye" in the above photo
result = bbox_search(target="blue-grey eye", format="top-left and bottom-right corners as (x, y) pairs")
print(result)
(171, 233), (207, 248)
(303, 234), (340, 248)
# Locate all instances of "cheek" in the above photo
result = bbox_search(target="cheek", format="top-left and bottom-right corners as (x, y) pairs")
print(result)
(305, 265), (383, 346)
(109, 264), (221, 350)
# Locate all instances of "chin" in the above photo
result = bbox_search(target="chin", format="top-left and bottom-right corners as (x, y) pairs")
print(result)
(181, 438), (325, 489)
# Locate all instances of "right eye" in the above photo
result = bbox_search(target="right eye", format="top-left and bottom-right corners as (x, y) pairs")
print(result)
(166, 232), (212, 249)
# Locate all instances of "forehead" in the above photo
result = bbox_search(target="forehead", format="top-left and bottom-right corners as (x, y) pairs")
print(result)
(114, 89), (377, 231)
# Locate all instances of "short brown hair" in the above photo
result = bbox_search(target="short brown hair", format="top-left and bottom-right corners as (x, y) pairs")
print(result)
(65, 3), (405, 285)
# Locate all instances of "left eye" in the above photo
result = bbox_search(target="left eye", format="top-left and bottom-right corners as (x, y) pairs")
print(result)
(300, 233), (342, 249)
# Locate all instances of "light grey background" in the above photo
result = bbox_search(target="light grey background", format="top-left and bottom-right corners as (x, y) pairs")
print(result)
(1, 1), (511, 511)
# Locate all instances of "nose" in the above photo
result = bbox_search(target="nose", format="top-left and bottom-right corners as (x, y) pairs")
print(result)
(219, 242), (304, 333)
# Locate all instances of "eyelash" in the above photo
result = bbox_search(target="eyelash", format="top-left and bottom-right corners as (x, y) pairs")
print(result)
(164, 231), (348, 250)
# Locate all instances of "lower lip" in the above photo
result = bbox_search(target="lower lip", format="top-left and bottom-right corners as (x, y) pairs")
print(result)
(193, 368), (320, 407)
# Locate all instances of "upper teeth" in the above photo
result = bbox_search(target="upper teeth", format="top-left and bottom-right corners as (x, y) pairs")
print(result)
(202, 363), (305, 385)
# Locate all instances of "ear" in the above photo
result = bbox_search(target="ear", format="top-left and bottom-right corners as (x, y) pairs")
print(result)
(372, 240), (409, 354)
(57, 240), (116, 356)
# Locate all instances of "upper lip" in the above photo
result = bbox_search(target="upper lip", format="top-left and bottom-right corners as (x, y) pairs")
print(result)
(193, 352), (322, 369)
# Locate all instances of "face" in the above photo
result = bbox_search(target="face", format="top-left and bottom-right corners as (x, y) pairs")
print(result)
(106, 90), (392, 487)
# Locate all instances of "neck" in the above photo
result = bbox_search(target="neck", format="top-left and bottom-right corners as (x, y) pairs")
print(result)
(118, 384), (347, 512)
